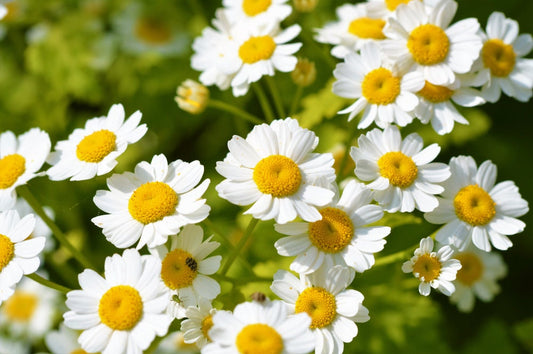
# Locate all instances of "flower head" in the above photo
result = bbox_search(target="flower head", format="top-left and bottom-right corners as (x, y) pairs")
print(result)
(175, 79), (210, 114)
(180, 298), (217, 348)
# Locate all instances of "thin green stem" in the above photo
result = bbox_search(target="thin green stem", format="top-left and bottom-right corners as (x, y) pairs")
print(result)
(336, 123), (359, 182)
(265, 76), (286, 118)
(373, 243), (419, 267)
(253, 84), (275, 122)
(220, 218), (259, 276)
(289, 85), (304, 116)
(208, 99), (263, 125)
(26, 273), (71, 294)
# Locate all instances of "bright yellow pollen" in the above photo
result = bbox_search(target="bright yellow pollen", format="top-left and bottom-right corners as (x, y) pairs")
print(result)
(239, 36), (276, 64)
(2, 291), (38, 322)
(348, 17), (386, 39)
(295, 287), (337, 329)
(134, 17), (173, 45)
(308, 207), (354, 253)
(377, 151), (418, 188)
(361, 68), (401, 105)
(70, 350), (90, 354)
(454, 184), (496, 226)
(417, 80), (454, 103)
(201, 314), (214, 341)
(0, 154), (26, 189)
(0, 234), (15, 272)
(413, 254), (441, 282)
(235, 323), (283, 354)
(253, 155), (302, 198)
(98, 285), (143, 331)
(242, 0), (272, 16)
(385, 0), (413, 11)
(481, 39), (516, 77)
(161, 249), (198, 290)
(76, 130), (116, 163)
(455, 252), (484, 286)
(128, 182), (178, 224)
(407, 24), (450, 65)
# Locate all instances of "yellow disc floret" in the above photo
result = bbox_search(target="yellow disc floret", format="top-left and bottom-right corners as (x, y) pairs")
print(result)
(481, 39), (516, 77)
(377, 151), (418, 188)
(407, 24), (450, 65)
(161, 249), (198, 290)
(413, 254), (441, 282)
(253, 155), (302, 198)
(385, 0), (413, 11)
(348, 18), (387, 39)
(70, 349), (90, 354)
(235, 323), (283, 354)
(417, 81), (454, 103)
(98, 285), (143, 331)
(361, 68), (401, 105)
(0, 234), (15, 272)
(76, 130), (117, 163)
(242, 0), (272, 16)
(454, 184), (496, 226)
(128, 182), (179, 224)
(0, 154), (26, 189)
(134, 17), (173, 45)
(295, 287), (337, 329)
(201, 314), (214, 341)
(239, 36), (276, 64)
(2, 291), (38, 322)
(455, 252), (484, 286)
(308, 207), (354, 253)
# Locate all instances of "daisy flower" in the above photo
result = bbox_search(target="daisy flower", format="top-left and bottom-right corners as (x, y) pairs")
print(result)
(223, 0), (291, 25)
(381, 0), (482, 85)
(271, 266), (370, 354)
(149, 225), (221, 318)
(180, 298), (217, 349)
(63, 249), (172, 354)
(14, 198), (55, 255)
(450, 246), (507, 312)
(333, 42), (425, 128)
(45, 323), (88, 354)
(92, 154), (210, 249)
(402, 236), (462, 296)
(0, 333), (29, 354)
(203, 299), (315, 354)
(366, 0), (419, 19)
(156, 331), (198, 354)
(0, 128), (51, 211)
(350, 125), (450, 213)
(424, 156), (529, 252)
(275, 180), (391, 274)
(216, 118), (336, 224)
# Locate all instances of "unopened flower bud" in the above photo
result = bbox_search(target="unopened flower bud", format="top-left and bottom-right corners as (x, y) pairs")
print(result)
(293, 0), (318, 13)
(291, 58), (316, 87)
(175, 79), (209, 114)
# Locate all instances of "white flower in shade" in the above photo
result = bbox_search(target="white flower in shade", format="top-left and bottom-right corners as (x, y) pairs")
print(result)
(156, 331), (198, 354)
(14, 198), (55, 255)
(180, 298), (217, 349)
(216, 118), (336, 224)
(0, 5), (7, 20)
(47, 104), (147, 181)
(0, 210), (43, 304)
(381, 0), (482, 86)
(0, 333), (29, 354)
(0, 128), (51, 211)
(92, 154), (210, 249)
(149, 225), (221, 318)
(64, 249), (172, 354)
(350, 126), (450, 213)
(366, 0), (419, 20)
(203, 299), (315, 354)
(450, 246), (507, 312)
(424, 156), (529, 252)
(223, 0), (291, 25)
(333, 42), (424, 128)
(402, 237), (461, 296)
(271, 266), (370, 354)
(275, 180), (391, 274)
(45, 324), (87, 354)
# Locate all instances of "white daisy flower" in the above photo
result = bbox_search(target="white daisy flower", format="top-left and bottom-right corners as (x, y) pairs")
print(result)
(271, 266), (370, 354)
(350, 125), (450, 213)
(333, 42), (425, 128)
(149, 225), (221, 318)
(216, 118), (336, 224)
(180, 298), (217, 349)
(14, 198), (55, 255)
(47, 104), (147, 181)
(381, 0), (482, 85)
(424, 156), (529, 252)
(366, 0), (420, 20)
(0, 332), (29, 354)
(223, 0), (291, 25)
(63, 249), (172, 354)
(402, 236), (462, 296)
(0, 210), (43, 304)
(92, 154), (210, 249)
(0, 128), (51, 211)
(275, 180), (391, 274)
(0, 4), (6, 20)
(156, 331), (199, 354)
(203, 299), (315, 354)
(450, 246), (507, 312)
(45, 323), (87, 354)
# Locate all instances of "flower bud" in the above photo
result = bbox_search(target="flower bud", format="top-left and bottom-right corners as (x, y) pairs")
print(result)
(175, 79), (210, 114)
(291, 57), (316, 87)
(293, 0), (318, 13)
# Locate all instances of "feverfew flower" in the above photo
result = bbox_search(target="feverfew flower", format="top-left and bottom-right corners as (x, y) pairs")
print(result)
(176, 79), (210, 115)
(64, 249), (172, 354)
(350, 126), (450, 213)
(45, 324), (87, 354)
(14, 198), (55, 255)
(47, 104), (147, 181)
(366, 0), (419, 20)
(402, 237), (461, 296)
(92, 154), (210, 249)
(180, 298), (217, 348)
(0, 128), (51, 211)
(275, 180), (391, 274)
(223, 0), (291, 25)
(425, 156), (529, 252)
(216, 118), (336, 224)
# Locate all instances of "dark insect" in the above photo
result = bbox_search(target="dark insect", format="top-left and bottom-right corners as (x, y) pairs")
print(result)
(185, 257), (198, 271)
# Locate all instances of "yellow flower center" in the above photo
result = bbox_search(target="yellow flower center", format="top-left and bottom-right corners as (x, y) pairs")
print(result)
(242, 0), (272, 16)
(98, 285), (143, 331)
(413, 254), (441, 282)
(201, 314), (214, 341)
(235, 323), (283, 354)
(239, 36), (276, 64)
(348, 18), (386, 39)
(2, 2), (18, 22)
(454, 184), (496, 226)
(481, 39), (516, 77)
(377, 151), (418, 188)
(417, 80), (454, 103)
(160, 249), (198, 290)
(70, 349), (90, 354)
(2, 291), (38, 322)
(0, 154), (26, 189)
(253, 155), (302, 198)
(128, 182), (179, 224)
(134, 17), (173, 45)
(455, 252), (484, 286)
(407, 24), (450, 65)
(385, 0), (413, 11)
(76, 130), (117, 163)
(0, 234), (15, 272)
(308, 207), (354, 253)
(361, 68), (401, 105)
(295, 287), (337, 329)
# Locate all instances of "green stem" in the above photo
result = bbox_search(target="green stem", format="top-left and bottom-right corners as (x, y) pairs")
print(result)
(220, 218), (259, 276)
(26, 273), (71, 294)
(265, 76), (286, 118)
(373, 243), (419, 267)
(289, 85), (304, 116)
(336, 123), (359, 182)
(208, 99), (263, 125)
(253, 84), (275, 122)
